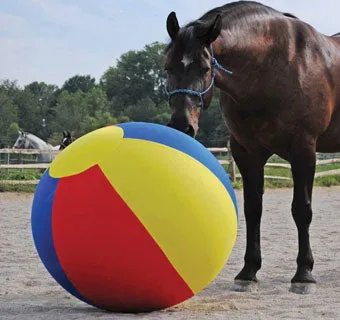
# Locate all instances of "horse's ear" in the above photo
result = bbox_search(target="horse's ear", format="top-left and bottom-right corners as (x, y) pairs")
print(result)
(18, 130), (22, 135)
(67, 131), (71, 138)
(197, 14), (222, 45)
(167, 11), (180, 40)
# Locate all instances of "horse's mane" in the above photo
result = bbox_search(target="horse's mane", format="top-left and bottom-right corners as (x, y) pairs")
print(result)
(186, 1), (298, 28)
(165, 1), (298, 53)
(26, 132), (51, 148)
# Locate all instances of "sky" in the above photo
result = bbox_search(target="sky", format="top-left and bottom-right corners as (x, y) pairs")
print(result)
(1, 0), (339, 87)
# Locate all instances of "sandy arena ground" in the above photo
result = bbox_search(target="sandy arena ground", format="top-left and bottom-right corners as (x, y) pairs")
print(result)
(1, 188), (339, 320)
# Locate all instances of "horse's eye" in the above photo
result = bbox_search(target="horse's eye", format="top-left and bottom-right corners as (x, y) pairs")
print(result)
(202, 67), (210, 73)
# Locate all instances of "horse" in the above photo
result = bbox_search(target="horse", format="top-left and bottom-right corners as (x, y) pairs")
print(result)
(13, 131), (59, 163)
(59, 131), (76, 150)
(164, 1), (340, 294)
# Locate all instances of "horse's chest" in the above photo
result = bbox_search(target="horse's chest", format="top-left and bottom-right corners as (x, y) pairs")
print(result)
(224, 107), (291, 152)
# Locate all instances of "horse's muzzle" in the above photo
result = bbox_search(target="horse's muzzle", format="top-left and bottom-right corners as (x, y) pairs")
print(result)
(167, 122), (195, 138)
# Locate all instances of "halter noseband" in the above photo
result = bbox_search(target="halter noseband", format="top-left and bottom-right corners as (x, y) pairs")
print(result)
(165, 46), (232, 109)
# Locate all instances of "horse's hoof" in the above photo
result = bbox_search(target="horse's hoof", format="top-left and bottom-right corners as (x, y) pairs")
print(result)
(232, 280), (259, 292)
(289, 282), (316, 294)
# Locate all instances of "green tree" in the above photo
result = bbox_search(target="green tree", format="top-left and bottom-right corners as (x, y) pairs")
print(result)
(51, 90), (85, 136)
(101, 42), (167, 110)
(51, 87), (115, 137)
(83, 87), (109, 117)
(14, 87), (44, 139)
(122, 97), (170, 125)
(7, 122), (21, 145)
(80, 87), (116, 132)
(0, 87), (19, 147)
(150, 100), (171, 124)
(0, 79), (20, 97)
(0, 40), (232, 148)
(196, 92), (230, 147)
(62, 75), (96, 94)
(23, 82), (59, 139)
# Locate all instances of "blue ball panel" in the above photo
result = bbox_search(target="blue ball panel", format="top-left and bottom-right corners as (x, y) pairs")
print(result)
(31, 169), (90, 304)
(116, 122), (237, 214)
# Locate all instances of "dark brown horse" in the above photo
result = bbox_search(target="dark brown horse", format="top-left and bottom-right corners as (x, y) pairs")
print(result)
(164, 1), (340, 293)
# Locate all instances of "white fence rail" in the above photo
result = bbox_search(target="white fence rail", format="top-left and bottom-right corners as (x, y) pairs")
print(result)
(207, 148), (340, 182)
(0, 148), (60, 155)
(1, 148), (340, 184)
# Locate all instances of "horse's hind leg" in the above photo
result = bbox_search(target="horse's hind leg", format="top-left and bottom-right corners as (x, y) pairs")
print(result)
(289, 133), (317, 294)
(230, 136), (272, 291)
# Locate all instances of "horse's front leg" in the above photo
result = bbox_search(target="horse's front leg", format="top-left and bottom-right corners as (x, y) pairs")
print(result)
(289, 133), (317, 294)
(230, 137), (272, 291)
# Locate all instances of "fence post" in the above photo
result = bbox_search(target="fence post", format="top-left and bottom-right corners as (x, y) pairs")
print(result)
(7, 145), (10, 175)
(228, 157), (236, 182)
(227, 140), (236, 182)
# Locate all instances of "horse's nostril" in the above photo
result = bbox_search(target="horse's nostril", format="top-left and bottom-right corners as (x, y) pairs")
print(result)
(166, 122), (195, 137)
(185, 125), (195, 137)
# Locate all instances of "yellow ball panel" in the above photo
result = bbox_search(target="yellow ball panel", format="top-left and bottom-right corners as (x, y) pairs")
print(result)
(50, 126), (124, 178)
(99, 138), (237, 294)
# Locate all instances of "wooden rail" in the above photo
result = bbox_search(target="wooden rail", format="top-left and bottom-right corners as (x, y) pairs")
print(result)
(1, 148), (340, 184)
(0, 164), (49, 169)
(0, 148), (60, 155)
(0, 180), (39, 185)
(235, 174), (291, 181)
(314, 169), (340, 178)
(207, 148), (340, 181)
(207, 147), (230, 153)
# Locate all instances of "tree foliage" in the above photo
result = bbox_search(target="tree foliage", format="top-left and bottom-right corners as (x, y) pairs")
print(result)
(0, 81), (19, 147)
(101, 42), (167, 107)
(0, 42), (229, 148)
(62, 75), (96, 94)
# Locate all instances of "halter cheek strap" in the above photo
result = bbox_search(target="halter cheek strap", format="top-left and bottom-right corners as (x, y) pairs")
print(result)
(165, 46), (232, 109)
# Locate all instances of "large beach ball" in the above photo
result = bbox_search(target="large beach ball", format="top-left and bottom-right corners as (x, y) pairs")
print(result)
(31, 122), (238, 313)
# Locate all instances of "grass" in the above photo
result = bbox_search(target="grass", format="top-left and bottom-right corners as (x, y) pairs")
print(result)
(314, 175), (340, 187)
(0, 168), (44, 181)
(0, 168), (44, 193)
(0, 183), (37, 193)
(315, 163), (340, 172)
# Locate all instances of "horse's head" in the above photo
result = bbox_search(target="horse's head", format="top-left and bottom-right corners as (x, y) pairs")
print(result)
(13, 131), (30, 149)
(59, 131), (75, 150)
(165, 12), (222, 137)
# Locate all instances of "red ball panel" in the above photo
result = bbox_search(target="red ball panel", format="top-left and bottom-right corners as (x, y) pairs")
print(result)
(52, 165), (193, 312)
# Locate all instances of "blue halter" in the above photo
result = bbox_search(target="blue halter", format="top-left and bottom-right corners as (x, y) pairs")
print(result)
(165, 47), (232, 109)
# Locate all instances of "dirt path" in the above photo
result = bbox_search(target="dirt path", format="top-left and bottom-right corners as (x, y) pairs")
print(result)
(1, 188), (339, 319)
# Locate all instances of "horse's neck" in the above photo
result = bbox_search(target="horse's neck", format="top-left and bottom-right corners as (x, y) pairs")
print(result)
(26, 134), (51, 149)
(222, 16), (279, 59)
(214, 17), (288, 103)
